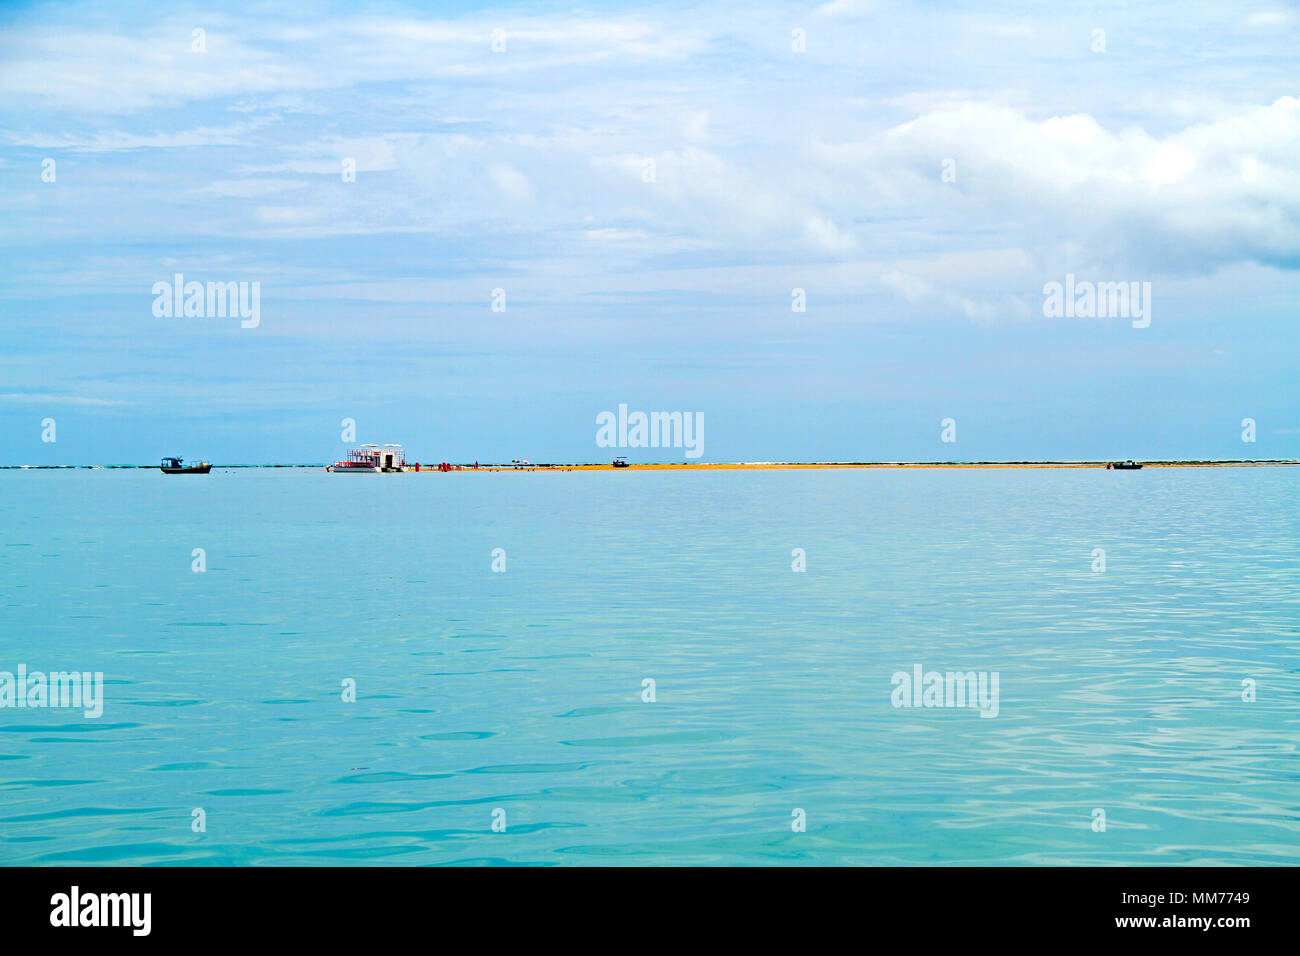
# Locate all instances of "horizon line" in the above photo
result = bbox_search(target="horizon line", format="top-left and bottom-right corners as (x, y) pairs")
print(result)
(4, 459), (1300, 471)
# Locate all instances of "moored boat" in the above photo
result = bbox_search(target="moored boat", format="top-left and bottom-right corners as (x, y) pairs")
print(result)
(329, 443), (408, 473)
(160, 456), (211, 474)
(1109, 460), (1143, 470)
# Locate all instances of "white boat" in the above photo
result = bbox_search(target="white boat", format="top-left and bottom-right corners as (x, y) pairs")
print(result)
(329, 443), (408, 473)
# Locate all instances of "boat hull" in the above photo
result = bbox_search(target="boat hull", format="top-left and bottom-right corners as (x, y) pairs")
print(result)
(161, 465), (211, 474)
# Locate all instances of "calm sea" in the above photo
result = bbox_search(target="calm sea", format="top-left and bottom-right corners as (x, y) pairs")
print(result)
(1, 467), (1297, 865)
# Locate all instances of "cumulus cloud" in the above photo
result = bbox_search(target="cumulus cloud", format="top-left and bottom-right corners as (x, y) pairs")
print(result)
(813, 97), (1300, 273)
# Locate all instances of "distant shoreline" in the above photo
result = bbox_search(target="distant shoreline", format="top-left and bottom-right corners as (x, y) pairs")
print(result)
(4, 460), (1298, 471)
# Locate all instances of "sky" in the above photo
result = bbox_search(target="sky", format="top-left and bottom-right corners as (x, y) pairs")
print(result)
(1, 0), (1297, 464)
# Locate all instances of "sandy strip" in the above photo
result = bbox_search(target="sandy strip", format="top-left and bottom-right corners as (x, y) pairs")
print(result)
(435, 460), (1300, 472)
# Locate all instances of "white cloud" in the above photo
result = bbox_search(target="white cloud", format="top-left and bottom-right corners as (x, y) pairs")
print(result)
(584, 228), (647, 241)
(803, 216), (856, 252)
(816, 0), (876, 16)
(679, 110), (709, 142)
(197, 179), (312, 199)
(3, 119), (275, 151)
(1246, 11), (1293, 27)
(489, 163), (534, 202)
(0, 14), (711, 113)
(0, 393), (128, 406)
(813, 97), (1300, 272)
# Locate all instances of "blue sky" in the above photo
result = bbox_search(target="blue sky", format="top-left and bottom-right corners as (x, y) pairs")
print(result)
(1, 0), (1297, 463)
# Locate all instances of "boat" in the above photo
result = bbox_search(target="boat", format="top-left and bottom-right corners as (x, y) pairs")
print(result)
(1109, 460), (1143, 470)
(612, 457), (630, 468)
(160, 457), (211, 474)
(329, 444), (408, 473)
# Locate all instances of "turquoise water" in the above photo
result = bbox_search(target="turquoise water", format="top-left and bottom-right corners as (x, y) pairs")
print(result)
(1, 467), (1297, 866)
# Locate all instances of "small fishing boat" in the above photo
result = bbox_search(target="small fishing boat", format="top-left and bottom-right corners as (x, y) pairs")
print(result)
(1109, 460), (1143, 470)
(160, 456), (211, 474)
(612, 457), (630, 468)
